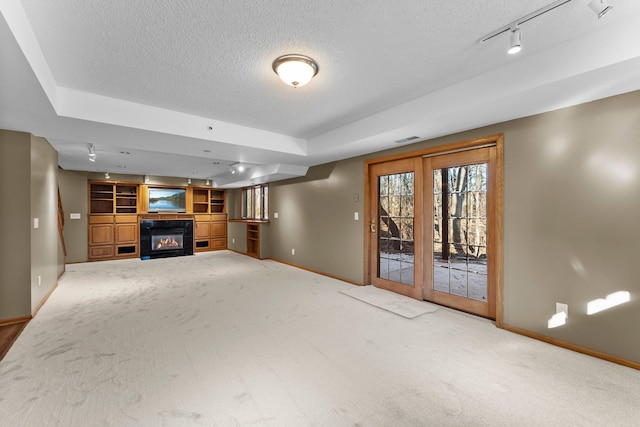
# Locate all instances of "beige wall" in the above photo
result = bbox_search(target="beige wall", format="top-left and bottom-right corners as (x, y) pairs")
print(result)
(0, 130), (63, 319)
(0, 130), (32, 319)
(30, 136), (60, 312)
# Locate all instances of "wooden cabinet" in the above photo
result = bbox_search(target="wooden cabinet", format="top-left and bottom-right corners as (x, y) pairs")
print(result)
(247, 223), (260, 258)
(89, 216), (115, 260)
(88, 182), (140, 261)
(194, 213), (227, 252)
(88, 214), (139, 260)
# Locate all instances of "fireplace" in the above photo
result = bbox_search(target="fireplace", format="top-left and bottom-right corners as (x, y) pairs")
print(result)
(140, 219), (194, 259)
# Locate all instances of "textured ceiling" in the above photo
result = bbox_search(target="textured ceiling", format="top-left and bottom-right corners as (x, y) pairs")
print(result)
(2, 0), (640, 186)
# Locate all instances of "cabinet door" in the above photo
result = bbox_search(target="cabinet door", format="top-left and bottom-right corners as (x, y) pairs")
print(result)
(211, 222), (227, 238)
(115, 223), (138, 244)
(195, 222), (211, 239)
(89, 224), (114, 245)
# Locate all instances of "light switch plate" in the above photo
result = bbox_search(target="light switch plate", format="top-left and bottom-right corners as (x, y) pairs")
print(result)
(556, 302), (568, 316)
(274, 212), (279, 218)
(33, 218), (39, 229)
(70, 213), (81, 220)
(354, 212), (359, 220)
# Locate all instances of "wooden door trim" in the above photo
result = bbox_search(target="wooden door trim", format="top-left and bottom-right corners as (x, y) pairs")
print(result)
(364, 134), (503, 167)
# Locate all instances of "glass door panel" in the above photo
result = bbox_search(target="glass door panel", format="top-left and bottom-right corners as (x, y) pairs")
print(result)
(378, 172), (415, 286)
(433, 163), (488, 301)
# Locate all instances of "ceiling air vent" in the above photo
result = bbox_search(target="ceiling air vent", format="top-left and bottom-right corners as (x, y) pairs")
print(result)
(394, 136), (420, 144)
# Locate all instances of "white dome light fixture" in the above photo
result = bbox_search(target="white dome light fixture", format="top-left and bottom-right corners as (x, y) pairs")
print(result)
(272, 54), (319, 88)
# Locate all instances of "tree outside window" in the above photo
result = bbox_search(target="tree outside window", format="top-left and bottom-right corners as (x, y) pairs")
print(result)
(242, 185), (269, 220)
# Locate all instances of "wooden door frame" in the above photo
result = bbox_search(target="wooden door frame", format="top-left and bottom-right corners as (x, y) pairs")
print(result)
(364, 134), (504, 326)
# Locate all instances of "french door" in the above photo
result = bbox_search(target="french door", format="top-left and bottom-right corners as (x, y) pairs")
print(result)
(424, 147), (497, 318)
(368, 157), (423, 299)
(366, 137), (502, 320)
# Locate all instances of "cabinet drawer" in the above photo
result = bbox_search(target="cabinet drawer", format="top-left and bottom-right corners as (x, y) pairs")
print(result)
(115, 215), (138, 223)
(194, 214), (211, 222)
(211, 238), (227, 249)
(210, 213), (227, 221)
(89, 245), (114, 259)
(89, 215), (114, 224)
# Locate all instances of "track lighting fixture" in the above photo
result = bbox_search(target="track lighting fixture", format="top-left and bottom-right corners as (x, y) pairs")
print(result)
(508, 27), (522, 55)
(144, 175), (150, 183)
(479, 1), (611, 55)
(187, 178), (192, 184)
(588, 0), (613, 18)
(104, 172), (110, 179)
(230, 162), (245, 174)
(88, 144), (96, 162)
(205, 180), (210, 186)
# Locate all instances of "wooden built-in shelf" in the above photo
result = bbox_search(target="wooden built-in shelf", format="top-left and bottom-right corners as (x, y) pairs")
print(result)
(87, 181), (227, 261)
(247, 223), (260, 258)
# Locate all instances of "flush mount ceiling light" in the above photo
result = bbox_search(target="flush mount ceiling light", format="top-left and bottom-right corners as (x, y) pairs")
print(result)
(272, 54), (319, 87)
(88, 143), (96, 162)
(588, 0), (613, 18)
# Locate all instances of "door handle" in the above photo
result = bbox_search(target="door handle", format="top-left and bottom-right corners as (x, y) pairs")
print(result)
(370, 219), (376, 233)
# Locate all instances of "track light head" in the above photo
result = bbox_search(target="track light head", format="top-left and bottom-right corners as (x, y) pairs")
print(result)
(104, 172), (110, 179)
(88, 144), (96, 162)
(508, 27), (522, 55)
(588, 0), (613, 18)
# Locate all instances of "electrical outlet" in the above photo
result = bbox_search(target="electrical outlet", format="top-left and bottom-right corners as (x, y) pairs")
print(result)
(292, 249), (295, 255)
(354, 212), (359, 220)
(232, 238), (235, 244)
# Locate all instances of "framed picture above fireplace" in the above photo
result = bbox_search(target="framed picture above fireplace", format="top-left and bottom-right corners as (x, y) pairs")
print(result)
(148, 187), (186, 213)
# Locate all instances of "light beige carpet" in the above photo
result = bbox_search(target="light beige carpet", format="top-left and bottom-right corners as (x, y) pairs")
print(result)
(340, 285), (438, 318)
(1, 251), (639, 426)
